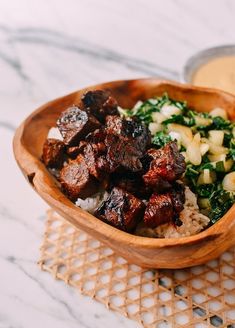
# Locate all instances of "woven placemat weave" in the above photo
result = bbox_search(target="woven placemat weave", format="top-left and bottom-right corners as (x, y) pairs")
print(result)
(39, 210), (235, 328)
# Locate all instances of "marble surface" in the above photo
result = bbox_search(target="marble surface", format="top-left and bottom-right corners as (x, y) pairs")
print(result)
(1, 1), (235, 327)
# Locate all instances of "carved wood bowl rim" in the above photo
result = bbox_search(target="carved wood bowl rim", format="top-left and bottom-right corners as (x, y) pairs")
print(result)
(13, 78), (235, 268)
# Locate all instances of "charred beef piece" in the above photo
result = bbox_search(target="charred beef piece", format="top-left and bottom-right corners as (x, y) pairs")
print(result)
(144, 182), (185, 228)
(144, 193), (174, 228)
(74, 116), (151, 176)
(111, 172), (151, 199)
(83, 143), (110, 182)
(105, 115), (123, 135)
(57, 106), (100, 146)
(121, 117), (151, 153)
(81, 90), (119, 122)
(140, 153), (153, 173)
(104, 116), (151, 173)
(60, 155), (99, 201)
(105, 115), (151, 153)
(105, 134), (143, 172)
(171, 182), (185, 215)
(85, 128), (107, 153)
(82, 129), (110, 184)
(143, 142), (186, 190)
(66, 139), (91, 159)
(95, 187), (145, 232)
(42, 138), (65, 168)
(66, 146), (82, 159)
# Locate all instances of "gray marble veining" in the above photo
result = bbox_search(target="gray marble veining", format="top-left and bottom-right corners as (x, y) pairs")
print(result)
(1, 1), (235, 327)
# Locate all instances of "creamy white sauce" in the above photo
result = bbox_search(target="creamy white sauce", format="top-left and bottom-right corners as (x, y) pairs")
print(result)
(192, 56), (235, 94)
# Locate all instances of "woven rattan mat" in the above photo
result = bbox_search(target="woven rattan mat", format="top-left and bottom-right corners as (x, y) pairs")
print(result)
(39, 210), (235, 328)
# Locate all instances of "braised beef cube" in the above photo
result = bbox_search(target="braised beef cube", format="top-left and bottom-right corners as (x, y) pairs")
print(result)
(150, 142), (185, 180)
(139, 153), (153, 174)
(42, 138), (65, 168)
(57, 106), (100, 146)
(66, 146), (81, 159)
(121, 118), (151, 153)
(104, 116), (151, 173)
(171, 182), (185, 215)
(83, 143), (109, 181)
(105, 116), (151, 153)
(81, 90), (119, 122)
(144, 193), (174, 228)
(105, 115), (123, 135)
(103, 96), (119, 115)
(60, 155), (99, 201)
(105, 134), (143, 172)
(82, 90), (110, 110)
(66, 140), (90, 159)
(144, 182), (186, 228)
(143, 142), (186, 188)
(85, 129), (107, 154)
(95, 157), (110, 190)
(112, 173), (151, 199)
(86, 128), (106, 141)
(143, 171), (172, 192)
(81, 129), (110, 181)
(95, 187), (145, 232)
(146, 148), (160, 159)
(81, 118), (150, 176)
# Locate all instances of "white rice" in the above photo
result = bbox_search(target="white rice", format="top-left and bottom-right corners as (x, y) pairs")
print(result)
(135, 187), (210, 238)
(47, 127), (63, 141)
(75, 191), (109, 214)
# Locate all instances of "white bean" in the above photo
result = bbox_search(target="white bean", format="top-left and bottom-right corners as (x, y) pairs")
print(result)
(224, 159), (234, 172)
(152, 112), (166, 123)
(168, 123), (193, 148)
(198, 198), (210, 209)
(197, 169), (216, 185)
(195, 116), (212, 126)
(208, 143), (228, 155)
(161, 104), (181, 117)
(186, 133), (202, 166)
(222, 172), (235, 192)
(210, 107), (228, 120)
(180, 151), (189, 162)
(208, 154), (226, 162)
(208, 130), (224, 146)
(149, 122), (162, 135)
(200, 143), (209, 156)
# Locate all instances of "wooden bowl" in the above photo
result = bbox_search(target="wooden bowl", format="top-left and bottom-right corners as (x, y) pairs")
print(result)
(13, 79), (235, 269)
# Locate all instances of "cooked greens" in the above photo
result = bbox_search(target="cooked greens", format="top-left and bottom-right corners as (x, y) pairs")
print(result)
(152, 131), (172, 148)
(162, 111), (195, 126)
(132, 93), (187, 124)
(229, 140), (235, 160)
(132, 99), (160, 124)
(209, 189), (234, 224)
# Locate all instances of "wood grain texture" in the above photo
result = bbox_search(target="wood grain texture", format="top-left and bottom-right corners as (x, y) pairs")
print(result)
(13, 79), (235, 269)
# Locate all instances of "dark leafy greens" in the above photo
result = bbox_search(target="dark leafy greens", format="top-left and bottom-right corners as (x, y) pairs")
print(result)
(152, 131), (172, 148)
(132, 93), (187, 124)
(209, 189), (234, 224)
(162, 111), (195, 126)
(212, 116), (233, 130)
(132, 99), (159, 124)
(228, 140), (235, 160)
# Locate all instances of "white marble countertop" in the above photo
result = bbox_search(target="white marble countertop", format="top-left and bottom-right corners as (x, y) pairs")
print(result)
(1, 1), (235, 327)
